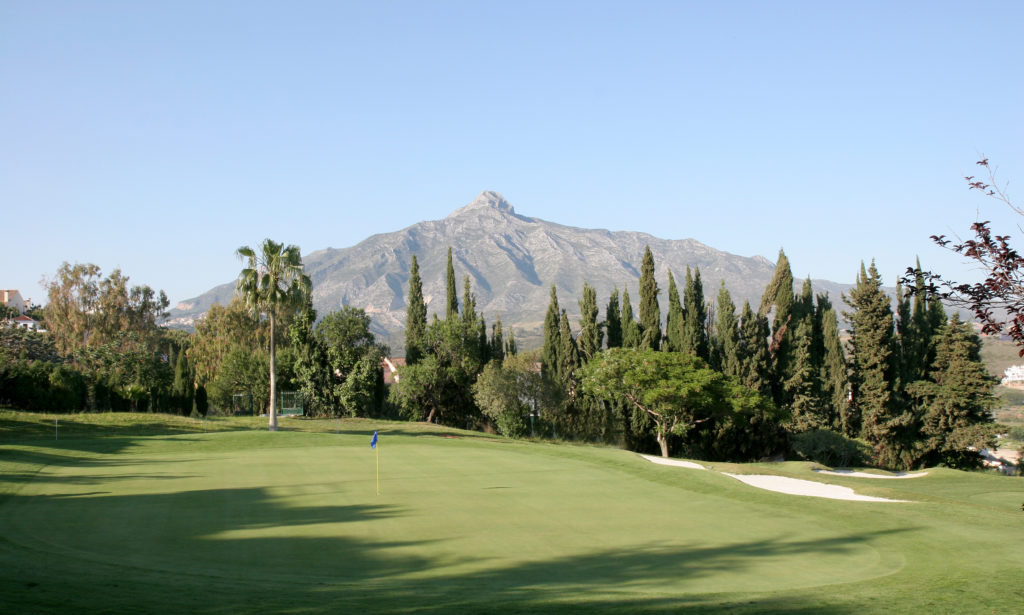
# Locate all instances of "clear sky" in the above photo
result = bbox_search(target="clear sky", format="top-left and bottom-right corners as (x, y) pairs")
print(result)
(2, 1), (1021, 307)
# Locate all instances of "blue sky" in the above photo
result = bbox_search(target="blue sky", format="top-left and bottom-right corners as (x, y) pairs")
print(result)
(2, 1), (1021, 307)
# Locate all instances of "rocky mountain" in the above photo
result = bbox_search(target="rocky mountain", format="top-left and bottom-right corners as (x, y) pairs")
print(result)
(167, 191), (852, 351)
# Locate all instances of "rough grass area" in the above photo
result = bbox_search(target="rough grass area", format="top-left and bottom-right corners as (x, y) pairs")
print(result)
(1, 412), (1022, 614)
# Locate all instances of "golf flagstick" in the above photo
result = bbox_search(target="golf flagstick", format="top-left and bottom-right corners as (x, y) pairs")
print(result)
(371, 431), (380, 495)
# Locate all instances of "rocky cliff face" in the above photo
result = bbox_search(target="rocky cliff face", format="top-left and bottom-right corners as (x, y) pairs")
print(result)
(167, 191), (850, 350)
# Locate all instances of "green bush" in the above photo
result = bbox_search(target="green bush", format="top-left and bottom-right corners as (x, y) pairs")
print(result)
(790, 429), (871, 468)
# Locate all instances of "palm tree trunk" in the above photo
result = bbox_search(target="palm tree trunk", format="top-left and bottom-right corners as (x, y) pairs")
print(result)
(269, 312), (278, 431)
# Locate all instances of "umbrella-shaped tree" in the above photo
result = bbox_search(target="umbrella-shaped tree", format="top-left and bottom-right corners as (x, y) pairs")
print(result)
(235, 239), (311, 430)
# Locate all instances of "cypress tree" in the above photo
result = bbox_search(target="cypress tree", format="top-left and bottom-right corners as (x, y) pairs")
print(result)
(737, 301), (773, 398)
(621, 288), (640, 348)
(445, 247), (458, 321)
(505, 328), (518, 357)
(577, 282), (601, 361)
(462, 275), (477, 326)
(760, 250), (795, 406)
(542, 286), (562, 379)
(405, 255), (427, 364)
(638, 246), (661, 350)
(681, 266), (709, 359)
(711, 282), (740, 377)
(172, 346), (193, 415)
(906, 259), (944, 384)
(759, 249), (794, 328)
(819, 303), (849, 432)
(605, 288), (622, 349)
(784, 317), (826, 432)
(490, 316), (505, 364)
(844, 261), (909, 468)
(558, 310), (580, 390)
(665, 270), (684, 352)
(478, 316), (490, 365)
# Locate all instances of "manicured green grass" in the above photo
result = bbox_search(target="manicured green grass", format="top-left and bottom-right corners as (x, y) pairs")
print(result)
(1, 412), (1022, 613)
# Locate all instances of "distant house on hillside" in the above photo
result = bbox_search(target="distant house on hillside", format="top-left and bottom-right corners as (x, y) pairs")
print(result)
(1, 289), (26, 315)
(1001, 365), (1024, 387)
(9, 315), (41, 331)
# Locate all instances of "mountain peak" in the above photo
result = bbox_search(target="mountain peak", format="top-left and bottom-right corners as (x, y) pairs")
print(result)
(448, 191), (515, 217)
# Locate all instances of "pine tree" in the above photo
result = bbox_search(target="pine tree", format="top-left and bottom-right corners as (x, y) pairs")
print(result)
(621, 288), (641, 348)
(638, 246), (661, 350)
(916, 315), (996, 468)
(542, 285), (561, 380)
(405, 255), (427, 364)
(844, 261), (910, 468)
(577, 282), (601, 361)
(605, 288), (622, 349)
(664, 270), (684, 352)
(445, 247), (458, 321)
(681, 266), (709, 359)
(711, 282), (740, 377)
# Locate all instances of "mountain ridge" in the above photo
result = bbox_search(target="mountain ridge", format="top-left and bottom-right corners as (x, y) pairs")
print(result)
(167, 191), (847, 350)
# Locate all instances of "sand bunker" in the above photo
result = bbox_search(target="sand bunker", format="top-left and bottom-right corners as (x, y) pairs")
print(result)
(639, 454), (706, 470)
(639, 455), (912, 502)
(723, 473), (911, 502)
(812, 469), (928, 479)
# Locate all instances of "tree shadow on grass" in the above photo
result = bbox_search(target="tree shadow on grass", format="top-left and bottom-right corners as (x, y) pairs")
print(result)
(0, 475), (914, 614)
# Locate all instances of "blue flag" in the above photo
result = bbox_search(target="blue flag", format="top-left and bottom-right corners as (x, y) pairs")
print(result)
(370, 431), (378, 449)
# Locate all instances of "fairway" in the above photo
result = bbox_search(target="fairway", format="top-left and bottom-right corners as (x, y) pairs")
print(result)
(1, 415), (1022, 613)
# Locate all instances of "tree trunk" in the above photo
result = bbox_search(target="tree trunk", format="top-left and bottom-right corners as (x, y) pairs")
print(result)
(656, 429), (669, 458)
(269, 312), (277, 431)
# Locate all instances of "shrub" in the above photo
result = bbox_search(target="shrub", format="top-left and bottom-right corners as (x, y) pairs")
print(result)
(790, 429), (871, 468)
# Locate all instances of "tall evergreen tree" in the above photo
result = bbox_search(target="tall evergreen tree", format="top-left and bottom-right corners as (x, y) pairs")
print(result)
(844, 261), (911, 468)
(638, 246), (661, 350)
(405, 255), (427, 364)
(819, 302), (849, 432)
(577, 282), (602, 361)
(711, 282), (740, 377)
(490, 316), (505, 364)
(784, 317), (826, 432)
(737, 301), (773, 398)
(171, 344), (193, 415)
(664, 271), (684, 352)
(505, 328), (518, 357)
(681, 266), (709, 359)
(915, 315), (997, 468)
(605, 288), (622, 349)
(558, 310), (580, 392)
(445, 247), (458, 321)
(461, 275), (476, 326)
(542, 285), (562, 380)
(904, 259), (945, 385)
(621, 288), (641, 348)
(759, 250), (795, 406)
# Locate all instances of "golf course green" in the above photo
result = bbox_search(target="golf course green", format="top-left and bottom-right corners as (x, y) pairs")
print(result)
(1, 412), (1021, 613)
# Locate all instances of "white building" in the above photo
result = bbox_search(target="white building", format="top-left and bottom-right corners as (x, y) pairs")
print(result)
(1, 289), (27, 314)
(1000, 365), (1024, 386)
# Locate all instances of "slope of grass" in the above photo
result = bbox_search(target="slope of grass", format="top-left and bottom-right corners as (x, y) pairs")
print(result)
(1, 412), (1022, 613)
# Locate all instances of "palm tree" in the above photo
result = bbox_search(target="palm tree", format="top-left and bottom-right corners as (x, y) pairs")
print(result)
(235, 239), (311, 431)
